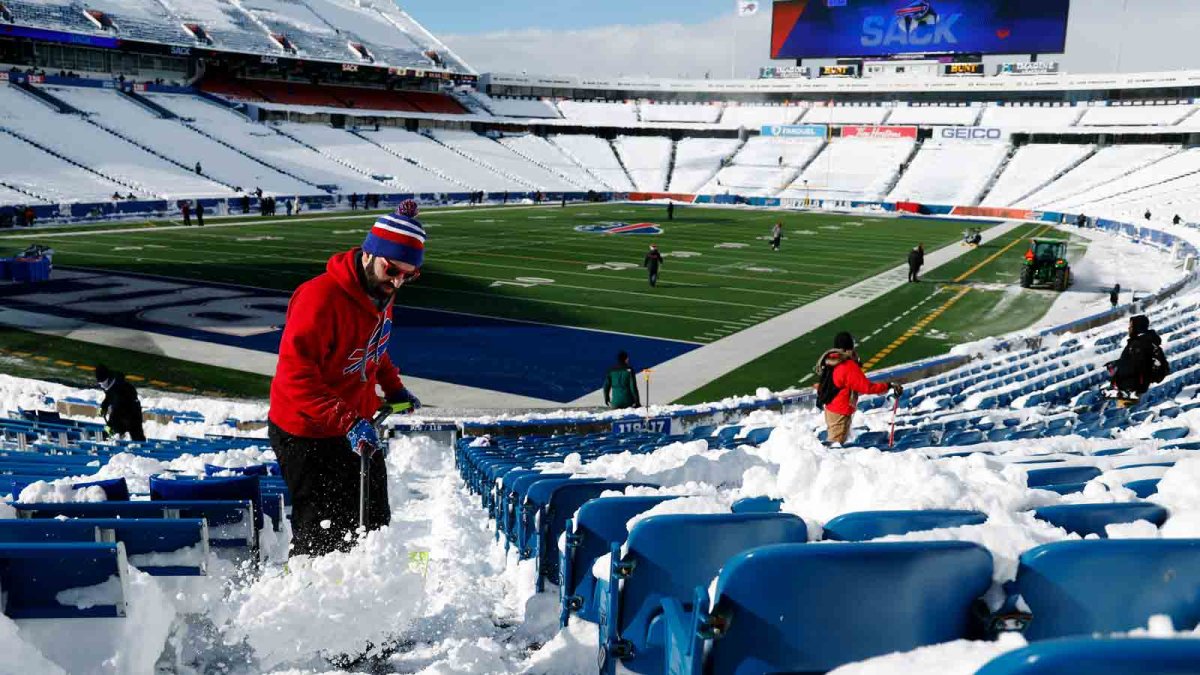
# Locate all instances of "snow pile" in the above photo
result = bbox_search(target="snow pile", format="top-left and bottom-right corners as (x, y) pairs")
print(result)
(17, 481), (108, 504)
(0, 614), (67, 675)
(827, 632), (1028, 675)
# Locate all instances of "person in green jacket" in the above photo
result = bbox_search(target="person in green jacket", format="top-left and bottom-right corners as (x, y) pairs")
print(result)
(603, 351), (641, 409)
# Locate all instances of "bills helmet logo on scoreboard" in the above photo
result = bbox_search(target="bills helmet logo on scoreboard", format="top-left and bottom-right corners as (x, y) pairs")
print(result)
(895, 1), (939, 34)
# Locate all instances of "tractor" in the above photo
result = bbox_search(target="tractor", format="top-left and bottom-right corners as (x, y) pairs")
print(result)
(1020, 239), (1071, 291)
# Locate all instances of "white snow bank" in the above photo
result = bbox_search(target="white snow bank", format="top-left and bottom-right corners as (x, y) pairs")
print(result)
(17, 481), (107, 504)
(827, 633), (1028, 675)
(0, 614), (66, 675)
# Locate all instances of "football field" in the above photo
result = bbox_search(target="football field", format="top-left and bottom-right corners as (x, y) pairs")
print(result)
(0, 203), (1064, 404)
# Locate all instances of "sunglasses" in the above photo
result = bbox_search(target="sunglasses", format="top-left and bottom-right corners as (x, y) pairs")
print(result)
(381, 259), (421, 282)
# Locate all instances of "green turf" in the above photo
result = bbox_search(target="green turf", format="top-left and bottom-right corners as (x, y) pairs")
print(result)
(677, 222), (1082, 403)
(2, 204), (1075, 403)
(5, 203), (970, 344)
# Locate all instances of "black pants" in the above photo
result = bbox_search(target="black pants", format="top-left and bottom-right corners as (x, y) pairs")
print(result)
(648, 270), (659, 287)
(908, 266), (920, 282)
(269, 422), (390, 557)
(771, 236), (781, 250)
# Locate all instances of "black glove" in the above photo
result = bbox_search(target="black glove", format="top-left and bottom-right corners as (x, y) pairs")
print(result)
(888, 382), (904, 396)
(387, 387), (421, 412)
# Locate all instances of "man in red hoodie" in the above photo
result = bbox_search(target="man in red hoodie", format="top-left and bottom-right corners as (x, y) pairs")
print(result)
(817, 332), (901, 445)
(269, 200), (424, 557)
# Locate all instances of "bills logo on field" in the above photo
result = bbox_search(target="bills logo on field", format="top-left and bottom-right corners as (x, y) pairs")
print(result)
(574, 222), (664, 235)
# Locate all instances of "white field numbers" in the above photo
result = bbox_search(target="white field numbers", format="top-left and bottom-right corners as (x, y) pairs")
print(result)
(586, 262), (640, 271)
(489, 276), (556, 289)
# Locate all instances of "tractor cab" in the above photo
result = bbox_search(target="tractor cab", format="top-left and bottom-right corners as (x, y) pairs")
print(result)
(1021, 239), (1071, 291)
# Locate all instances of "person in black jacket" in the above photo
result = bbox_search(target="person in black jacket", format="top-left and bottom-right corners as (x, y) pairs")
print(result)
(1110, 283), (1121, 308)
(907, 243), (924, 282)
(644, 244), (664, 287)
(1110, 315), (1169, 400)
(95, 364), (145, 442)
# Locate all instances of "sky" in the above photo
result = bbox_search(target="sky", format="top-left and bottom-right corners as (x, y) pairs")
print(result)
(398, 0), (1200, 80)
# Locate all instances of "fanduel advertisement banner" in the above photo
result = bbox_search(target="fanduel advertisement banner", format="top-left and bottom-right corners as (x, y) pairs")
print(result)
(771, 0), (1072, 59)
(760, 124), (829, 138)
(932, 126), (1011, 142)
(998, 61), (1061, 75)
(840, 125), (919, 139)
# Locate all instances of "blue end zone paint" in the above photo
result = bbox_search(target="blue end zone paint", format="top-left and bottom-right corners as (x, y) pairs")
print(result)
(0, 269), (696, 403)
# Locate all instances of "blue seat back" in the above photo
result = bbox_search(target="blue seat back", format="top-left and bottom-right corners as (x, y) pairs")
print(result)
(1124, 478), (1161, 498)
(741, 427), (773, 445)
(705, 541), (992, 673)
(730, 496), (783, 514)
(823, 509), (987, 542)
(976, 637), (1200, 675)
(606, 512), (807, 674)
(541, 481), (650, 582)
(204, 463), (269, 477)
(0, 518), (208, 575)
(73, 477), (131, 501)
(150, 473), (262, 533)
(1017, 539), (1200, 640)
(565, 495), (677, 622)
(0, 542), (128, 618)
(14, 500), (254, 549)
(1026, 466), (1102, 488)
(1033, 502), (1169, 538)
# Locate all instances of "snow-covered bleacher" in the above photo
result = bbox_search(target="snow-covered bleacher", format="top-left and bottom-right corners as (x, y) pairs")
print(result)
(978, 104), (1082, 128)
(718, 104), (802, 129)
(0, 130), (127, 203)
(475, 94), (561, 119)
(781, 137), (914, 202)
(801, 104), (892, 125)
(667, 137), (741, 193)
(361, 127), (525, 192)
(499, 134), (607, 191)
(702, 135), (824, 196)
(273, 122), (461, 193)
(982, 144), (1096, 207)
(612, 135), (672, 192)
(47, 85), (313, 196)
(639, 102), (722, 124)
(147, 92), (389, 193)
(557, 100), (639, 126)
(1043, 147), (1200, 224)
(887, 141), (1009, 205)
(1076, 103), (1198, 127)
(550, 134), (635, 191)
(428, 129), (580, 191)
(886, 104), (982, 126)
(1024, 144), (1179, 210)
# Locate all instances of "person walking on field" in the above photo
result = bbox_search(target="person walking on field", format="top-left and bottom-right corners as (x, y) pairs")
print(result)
(644, 243), (664, 287)
(815, 332), (902, 445)
(907, 243), (924, 282)
(180, 200), (191, 227)
(771, 222), (783, 251)
(95, 364), (145, 442)
(603, 351), (641, 409)
(667, 201), (675, 221)
(269, 199), (425, 557)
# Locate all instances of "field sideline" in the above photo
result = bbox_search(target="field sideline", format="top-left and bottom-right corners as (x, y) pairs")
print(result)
(0, 204), (1074, 404)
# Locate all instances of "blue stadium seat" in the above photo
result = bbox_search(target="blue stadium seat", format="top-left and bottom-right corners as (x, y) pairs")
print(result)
(72, 477), (131, 501)
(663, 541), (993, 675)
(1151, 427), (1190, 441)
(0, 518), (208, 575)
(0, 542), (129, 618)
(1033, 502), (1169, 538)
(976, 637), (1200, 675)
(1025, 466), (1102, 488)
(597, 512), (807, 675)
(740, 427), (773, 445)
(14, 500), (255, 549)
(518, 477), (604, 558)
(560, 495), (677, 627)
(822, 509), (987, 542)
(730, 496), (783, 514)
(1015, 539), (1200, 640)
(1124, 478), (1161, 498)
(536, 480), (653, 590)
(150, 473), (263, 537)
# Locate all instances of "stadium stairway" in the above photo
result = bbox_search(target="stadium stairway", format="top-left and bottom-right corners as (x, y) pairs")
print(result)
(118, 88), (179, 120)
(180, 118), (328, 193)
(80, 117), (242, 193)
(12, 79), (80, 114)
(606, 137), (638, 193)
(425, 130), (540, 190)
(347, 129), (472, 190)
(270, 124), (400, 189)
(975, 143), (1021, 205)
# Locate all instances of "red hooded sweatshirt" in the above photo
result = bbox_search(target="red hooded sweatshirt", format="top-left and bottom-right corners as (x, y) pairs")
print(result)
(819, 349), (890, 417)
(269, 249), (405, 438)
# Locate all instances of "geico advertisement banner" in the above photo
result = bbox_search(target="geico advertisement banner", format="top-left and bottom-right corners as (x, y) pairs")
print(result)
(840, 125), (918, 139)
(760, 124), (829, 138)
(932, 126), (1011, 142)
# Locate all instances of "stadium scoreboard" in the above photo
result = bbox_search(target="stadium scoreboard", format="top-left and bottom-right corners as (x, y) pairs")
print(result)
(771, 0), (1072, 60)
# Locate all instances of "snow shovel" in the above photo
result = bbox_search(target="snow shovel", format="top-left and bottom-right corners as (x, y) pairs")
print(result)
(359, 401), (412, 530)
(888, 395), (901, 449)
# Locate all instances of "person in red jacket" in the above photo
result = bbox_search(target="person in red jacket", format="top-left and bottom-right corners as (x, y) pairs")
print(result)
(269, 199), (424, 557)
(817, 332), (902, 445)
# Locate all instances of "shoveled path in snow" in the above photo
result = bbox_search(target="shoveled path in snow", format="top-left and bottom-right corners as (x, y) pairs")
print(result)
(571, 219), (1027, 406)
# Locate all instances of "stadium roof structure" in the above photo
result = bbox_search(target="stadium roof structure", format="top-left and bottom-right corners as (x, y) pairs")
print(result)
(0, 0), (474, 75)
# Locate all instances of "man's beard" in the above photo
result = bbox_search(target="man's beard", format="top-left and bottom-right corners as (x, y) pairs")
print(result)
(363, 265), (396, 302)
